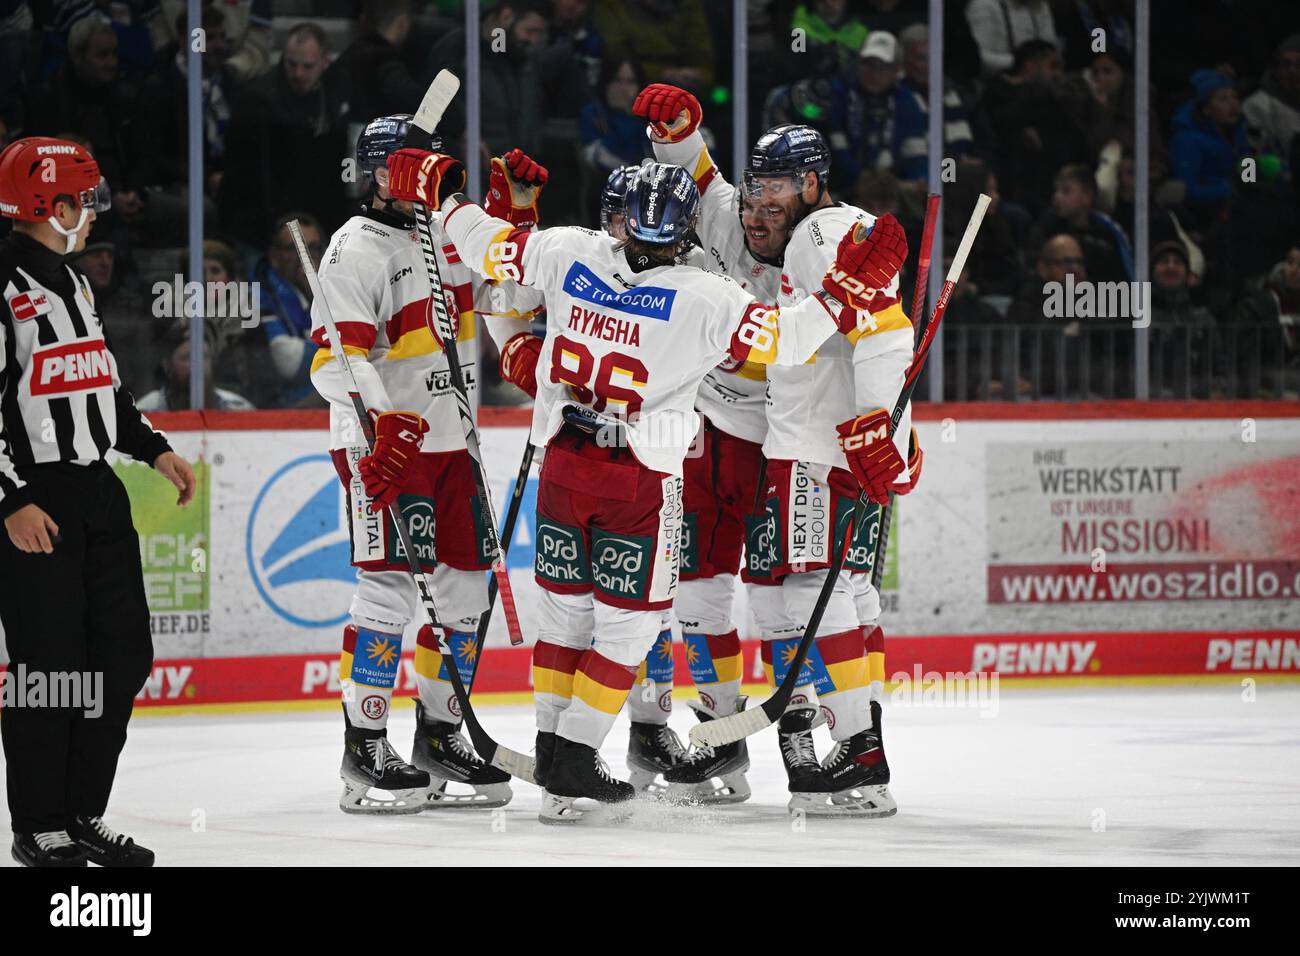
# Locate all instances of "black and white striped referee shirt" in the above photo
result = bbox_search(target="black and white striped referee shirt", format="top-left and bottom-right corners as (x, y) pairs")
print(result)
(0, 232), (171, 519)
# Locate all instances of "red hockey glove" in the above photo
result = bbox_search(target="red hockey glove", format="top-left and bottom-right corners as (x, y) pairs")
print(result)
(485, 148), (549, 229)
(499, 332), (542, 398)
(633, 83), (703, 143)
(892, 427), (923, 495)
(837, 408), (906, 505)
(385, 148), (466, 208)
(822, 213), (908, 313)
(358, 411), (429, 513)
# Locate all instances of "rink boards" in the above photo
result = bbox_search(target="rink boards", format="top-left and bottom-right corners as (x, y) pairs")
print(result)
(1, 402), (1296, 706)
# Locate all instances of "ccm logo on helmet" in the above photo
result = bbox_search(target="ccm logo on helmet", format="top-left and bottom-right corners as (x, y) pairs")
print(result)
(841, 422), (889, 452)
(30, 340), (113, 396)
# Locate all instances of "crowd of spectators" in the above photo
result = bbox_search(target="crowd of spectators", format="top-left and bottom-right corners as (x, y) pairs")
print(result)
(0, 0), (1297, 404)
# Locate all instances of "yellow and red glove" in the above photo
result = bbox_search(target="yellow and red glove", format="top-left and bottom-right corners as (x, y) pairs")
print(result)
(822, 213), (908, 314)
(836, 408), (906, 505)
(632, 83), (702, 143)
(385, 148), (466, 208)
(499, 332), (542, 398)
(358, 411), (429, 513)
(485, 148), (548, 229)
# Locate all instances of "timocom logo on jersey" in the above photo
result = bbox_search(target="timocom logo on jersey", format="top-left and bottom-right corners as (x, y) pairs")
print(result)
(30, 340), (113, 396)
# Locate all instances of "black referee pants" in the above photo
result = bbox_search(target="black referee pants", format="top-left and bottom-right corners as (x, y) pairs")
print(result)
(0, 462), (154, 833)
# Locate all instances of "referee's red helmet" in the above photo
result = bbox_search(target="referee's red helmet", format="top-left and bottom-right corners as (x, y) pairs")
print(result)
(0, 136), (111, 222)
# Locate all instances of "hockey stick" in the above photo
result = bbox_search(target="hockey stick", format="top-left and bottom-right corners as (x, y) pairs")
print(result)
(289, 219), (535, 783)
(690, 194), (991, 749)
(871, 193), (940, 591)
(464, 440), (535, 698)
(404, 70), (524, 648)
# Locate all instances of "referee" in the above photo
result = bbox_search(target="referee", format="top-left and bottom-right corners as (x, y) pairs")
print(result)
(0, 137), (195, 867)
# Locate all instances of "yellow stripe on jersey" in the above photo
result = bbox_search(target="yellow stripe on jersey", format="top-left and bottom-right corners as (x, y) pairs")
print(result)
(310, 344), (369, 375)
(844, 301), (911, 347)
(692, 147), (717, 186)
(732, 359), (768, 382)
(386, 311), (477, 360)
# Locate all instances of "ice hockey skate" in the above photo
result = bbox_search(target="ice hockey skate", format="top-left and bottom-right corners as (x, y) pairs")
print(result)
(626, 720), (686, 794)
(777, 705), (825, 788)
(788, 702), (896, 817)
(662, 696), (752, 805)
(339, 711), (434, 814)
(411, 699), (512, 808)
(70, 816), (156, 867)
(539, 737), (636, 825)
(10, 831), (87, 868)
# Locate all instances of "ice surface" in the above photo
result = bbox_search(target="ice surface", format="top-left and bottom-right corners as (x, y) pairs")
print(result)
(3, 686), (1298, 866)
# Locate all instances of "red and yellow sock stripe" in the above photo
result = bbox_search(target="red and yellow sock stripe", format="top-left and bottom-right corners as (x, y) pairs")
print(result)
(572, 650), (637, 715)
(533, 640), (582, 703)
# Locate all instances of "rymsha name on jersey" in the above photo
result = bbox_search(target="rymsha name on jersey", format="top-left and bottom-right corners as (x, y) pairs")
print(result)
(568, 305), (642, 347)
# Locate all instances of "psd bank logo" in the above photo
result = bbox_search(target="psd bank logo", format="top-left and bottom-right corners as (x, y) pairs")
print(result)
(246, 455), (356, 627)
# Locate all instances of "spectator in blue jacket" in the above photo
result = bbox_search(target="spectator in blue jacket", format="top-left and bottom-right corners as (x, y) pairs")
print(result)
(1169, 69), (1252, 224)
(826, 31), (902, 188)
(254, 214), (322, 408)
(579, 57), (651, 174)
(893, 23), (976, 183)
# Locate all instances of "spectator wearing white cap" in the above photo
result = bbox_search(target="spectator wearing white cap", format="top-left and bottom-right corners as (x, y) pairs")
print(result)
(825, 30), (902, 187)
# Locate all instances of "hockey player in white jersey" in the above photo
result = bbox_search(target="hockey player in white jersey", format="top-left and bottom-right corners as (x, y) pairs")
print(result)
(310, 116), (542, 813)
(384, 146), (906, 821)
(636, 86), (922, 816)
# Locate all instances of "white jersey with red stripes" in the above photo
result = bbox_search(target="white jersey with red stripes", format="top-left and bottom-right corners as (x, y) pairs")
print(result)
(767, 202), (914, 471)
(308, 206), (528, 453)
(440, 196), (844, 478)
(651, 130), (781, 444)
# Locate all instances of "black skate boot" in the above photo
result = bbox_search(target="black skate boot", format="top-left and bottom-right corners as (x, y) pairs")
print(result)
(777, 706), (824, 788)
(70, 816), (155, 867)
(534, 730), (557, 788)
(662, 697), (751, 805)
(539, 737), (635, 824)
(339, 709), (433, 814)
(412, 700), (512, 808)
(626, 721), (686, 794)
(10, 831), (87, 867)
(788, 701), (896, 817)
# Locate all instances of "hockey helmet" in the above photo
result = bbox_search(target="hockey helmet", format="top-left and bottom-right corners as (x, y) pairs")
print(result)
(623, 162), (699, 246)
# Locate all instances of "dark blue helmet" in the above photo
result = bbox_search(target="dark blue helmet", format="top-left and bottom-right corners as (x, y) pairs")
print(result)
(355, 114), (443, 182)
(599, 164), (639, 234)
(623, 162), (699, 246)
(743, 123), (831, 198)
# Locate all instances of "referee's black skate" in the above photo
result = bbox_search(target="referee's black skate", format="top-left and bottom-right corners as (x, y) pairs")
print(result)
(539, 737), (635, 824)
(788, 702), (897, 818)
(339, 710), (432, 814)
(778, 706), (824, 787)
(411, 699), (512, 808)
(662, 697), (751, 804)
(626, 720), (686, 794)
(11, 831), (86, 867)
(71, 816), (155, 867)
(533, 730), (557, 788)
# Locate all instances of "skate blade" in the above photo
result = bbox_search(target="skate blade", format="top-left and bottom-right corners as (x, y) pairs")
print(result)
(663, 765), (752, 806)
(339, 776), (434, 815)
(424, 781), (513, 810)
(538, 792), (638, 826)
(628, 766), (672, 796)
(787, 785), (898, 818)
